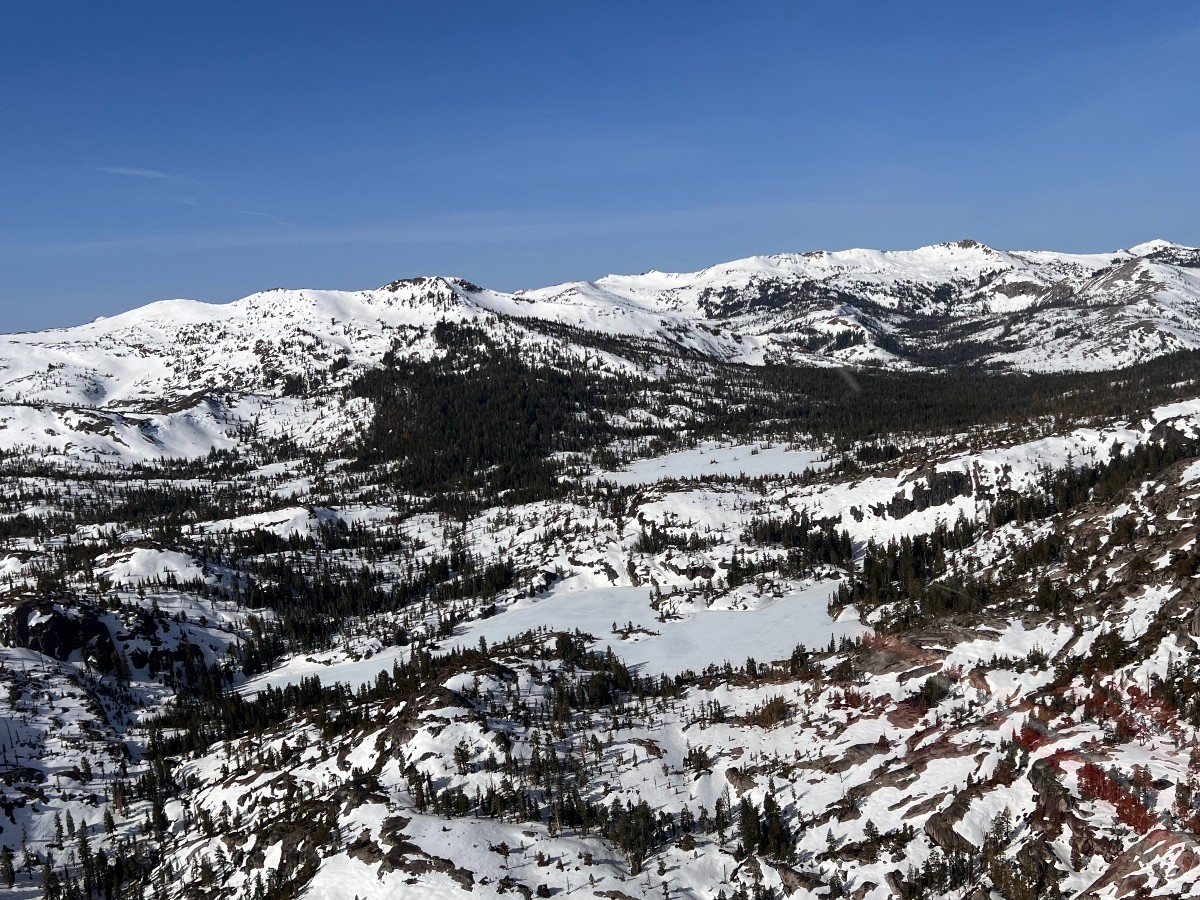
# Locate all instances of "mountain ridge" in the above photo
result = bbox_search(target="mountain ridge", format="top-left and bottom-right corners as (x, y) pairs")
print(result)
(6, 237), (1199, 362)
(16, 237), (1200, 337)
(2, 237), (1199, 465)
(8, 241), (1200, 900)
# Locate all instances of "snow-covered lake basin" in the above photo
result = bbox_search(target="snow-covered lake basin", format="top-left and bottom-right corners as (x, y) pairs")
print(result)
(592, 441), (827, 486)
(241, 580), (865, 695)
(464, 583), (863, 674)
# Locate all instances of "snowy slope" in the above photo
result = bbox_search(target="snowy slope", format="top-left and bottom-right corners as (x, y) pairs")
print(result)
(1, 238), (1195, 404)
(7, 289), (1200, 900)
(1, 239), (1198, 465)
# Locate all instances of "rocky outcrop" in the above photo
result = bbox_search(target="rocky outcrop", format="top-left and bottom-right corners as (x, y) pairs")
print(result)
(11, 601), (117, 673)
(877, 470), (973, 519)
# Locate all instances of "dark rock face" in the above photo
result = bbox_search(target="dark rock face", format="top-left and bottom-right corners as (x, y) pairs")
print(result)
(12, 602), (117, 673)
(923, 787), (984, 855)
(877, 470), (974, 519)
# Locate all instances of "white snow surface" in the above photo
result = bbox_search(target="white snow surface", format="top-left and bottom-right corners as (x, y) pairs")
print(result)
(242, 581), (864, 695)
(465, 581), (863, 675)
(2, 238), (1199, 463)
(593, 440), (827, 485)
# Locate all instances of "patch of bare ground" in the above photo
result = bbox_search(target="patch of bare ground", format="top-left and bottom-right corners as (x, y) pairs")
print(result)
(347, 816), (475, 890)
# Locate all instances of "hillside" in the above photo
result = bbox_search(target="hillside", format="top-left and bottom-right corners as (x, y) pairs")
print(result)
(2, 239), (1199, 468)
(5, 241), (1200, 900)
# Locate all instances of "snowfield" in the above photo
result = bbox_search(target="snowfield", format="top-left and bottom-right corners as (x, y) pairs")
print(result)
(1, 238), (1198, 465)
(593, 441), (828, 486)
(5, 239), (1200, 900)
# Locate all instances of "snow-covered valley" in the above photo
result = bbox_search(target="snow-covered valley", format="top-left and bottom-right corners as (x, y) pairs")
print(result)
(4, 240), (1200, 900)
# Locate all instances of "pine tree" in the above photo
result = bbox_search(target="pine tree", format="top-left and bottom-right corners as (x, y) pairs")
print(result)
(738, 797), (760, 857)
(0, 846), (14, 889)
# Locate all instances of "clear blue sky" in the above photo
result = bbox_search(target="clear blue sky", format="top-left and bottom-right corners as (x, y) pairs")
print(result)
(2, 2), (1197, 331)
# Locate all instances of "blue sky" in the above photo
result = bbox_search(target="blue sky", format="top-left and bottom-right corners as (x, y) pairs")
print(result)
(2, 2), (1198, 331)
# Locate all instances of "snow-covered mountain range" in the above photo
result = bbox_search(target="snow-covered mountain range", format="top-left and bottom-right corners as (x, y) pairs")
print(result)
(7, 239), (1200, 900)
(3, 238), (1198, 464)
(4, 238), (1199, 400)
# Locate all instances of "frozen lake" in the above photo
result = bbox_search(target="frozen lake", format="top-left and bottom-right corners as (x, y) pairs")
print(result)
(241, 579), (865, 694)
(592, 441), (827, 486)
(464, 582), (863, 674)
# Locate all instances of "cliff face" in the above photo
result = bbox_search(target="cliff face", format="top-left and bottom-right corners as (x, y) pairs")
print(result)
(12, 602), (117, 673)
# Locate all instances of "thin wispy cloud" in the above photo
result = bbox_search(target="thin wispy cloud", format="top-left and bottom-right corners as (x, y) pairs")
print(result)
(91, 166), (197, 184)
(0, 198), (906, 259)
(89, 166), (300, 230)
(233, 209), (300, 229)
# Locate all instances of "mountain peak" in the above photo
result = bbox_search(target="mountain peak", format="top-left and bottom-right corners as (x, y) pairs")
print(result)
(1130, 238), (1185, 256)
(379, 275), (460, 292)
